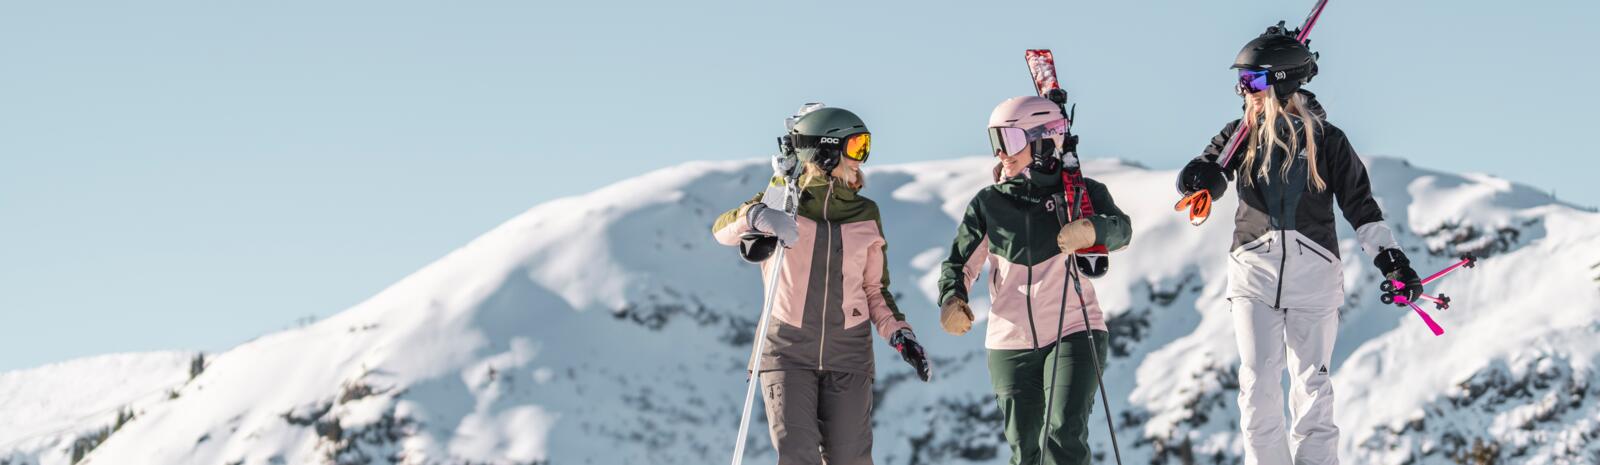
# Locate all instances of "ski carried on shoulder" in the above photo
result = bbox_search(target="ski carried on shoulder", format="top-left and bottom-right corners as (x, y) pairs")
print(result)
(1024, 48), (1125, 465)
(1024, 49), (1110, 278)
(1175, 0), (1331, 226)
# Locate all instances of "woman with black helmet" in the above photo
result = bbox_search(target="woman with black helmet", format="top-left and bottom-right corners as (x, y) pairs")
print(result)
(1174, 25), (1424, 465)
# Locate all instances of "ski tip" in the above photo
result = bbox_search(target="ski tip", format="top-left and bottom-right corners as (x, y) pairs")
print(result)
(1175, 191), (1212, 226)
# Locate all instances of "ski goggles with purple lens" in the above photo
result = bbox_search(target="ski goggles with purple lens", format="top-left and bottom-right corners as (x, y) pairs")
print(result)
(1238, 69), (1272, 94)
(988, 119), (1069, 157)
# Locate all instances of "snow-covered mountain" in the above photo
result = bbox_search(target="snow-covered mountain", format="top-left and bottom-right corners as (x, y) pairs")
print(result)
(4, 156), (1597, 465)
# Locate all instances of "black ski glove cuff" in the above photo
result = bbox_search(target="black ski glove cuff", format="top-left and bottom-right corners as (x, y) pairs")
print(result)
(1373, 247), (1410, 273)
(1375, 248), (1423, 302)
(1177, 159), (1229, 201)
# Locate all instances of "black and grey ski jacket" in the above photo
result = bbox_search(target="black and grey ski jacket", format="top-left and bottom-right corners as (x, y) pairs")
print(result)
(1192, 112), (1398, 309)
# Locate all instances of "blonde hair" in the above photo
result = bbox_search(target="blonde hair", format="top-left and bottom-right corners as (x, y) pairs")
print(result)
(802, 161), (864, 191)
(1240, 89), (1327, 191)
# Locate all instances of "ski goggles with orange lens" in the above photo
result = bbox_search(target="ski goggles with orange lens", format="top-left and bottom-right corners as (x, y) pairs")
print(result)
(988, 119), (1068, 157)
(793, 132), (872, 162)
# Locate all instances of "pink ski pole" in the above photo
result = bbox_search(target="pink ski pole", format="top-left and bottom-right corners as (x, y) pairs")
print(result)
(1420, 254), (1477, 286)
(1414, 293), (1450, 310)
(1394, 294), (1445, 336)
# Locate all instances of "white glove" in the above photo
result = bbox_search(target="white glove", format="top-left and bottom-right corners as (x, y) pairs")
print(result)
(747, 203), (798, 246)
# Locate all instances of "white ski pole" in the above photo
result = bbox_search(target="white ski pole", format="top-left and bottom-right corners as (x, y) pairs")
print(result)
(730, 162), (800, 465)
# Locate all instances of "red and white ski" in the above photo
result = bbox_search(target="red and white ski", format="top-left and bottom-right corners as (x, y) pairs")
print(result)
(1024, 49), (1109, 278)
(1025, 49), (1062, 98)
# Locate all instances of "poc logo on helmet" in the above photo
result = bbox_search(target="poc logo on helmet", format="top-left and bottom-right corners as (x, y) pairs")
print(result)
(819, 137), (841, 145)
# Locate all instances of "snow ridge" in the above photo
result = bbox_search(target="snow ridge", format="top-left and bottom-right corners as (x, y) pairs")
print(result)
(2, 156), (1596, 465)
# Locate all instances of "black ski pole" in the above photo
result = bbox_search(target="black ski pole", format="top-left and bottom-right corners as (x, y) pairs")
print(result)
(1045, 186), (1124, 465)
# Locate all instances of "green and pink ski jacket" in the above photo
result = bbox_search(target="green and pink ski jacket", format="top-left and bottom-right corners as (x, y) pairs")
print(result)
(712, 175), (910, 376)
(938, 170), (1132, 351)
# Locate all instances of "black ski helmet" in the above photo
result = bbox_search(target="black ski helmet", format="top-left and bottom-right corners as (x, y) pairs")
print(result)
(1232, 22), (1319, 98)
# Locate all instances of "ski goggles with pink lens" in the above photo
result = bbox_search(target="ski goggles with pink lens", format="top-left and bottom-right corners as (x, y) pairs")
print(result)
(988, 119), (1069, 157)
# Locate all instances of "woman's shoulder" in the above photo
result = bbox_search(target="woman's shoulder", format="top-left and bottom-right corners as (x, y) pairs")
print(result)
(1076, 175), (1114, 193)
(853, 194), (882, 214)
(1315, 119), (1349, 144)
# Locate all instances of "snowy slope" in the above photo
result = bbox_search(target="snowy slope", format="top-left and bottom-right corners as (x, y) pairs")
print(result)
(0, 351), (195, 465)
(2, 156), (1597, 465)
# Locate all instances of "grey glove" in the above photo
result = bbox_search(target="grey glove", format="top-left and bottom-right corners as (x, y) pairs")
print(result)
(746, 203), (798, 246)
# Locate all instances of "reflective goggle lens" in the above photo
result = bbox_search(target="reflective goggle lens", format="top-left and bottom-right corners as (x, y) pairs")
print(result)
(843, 133), (871, 161)
(988, 127), (1028, 157)
(1238, 69), (1270, 93)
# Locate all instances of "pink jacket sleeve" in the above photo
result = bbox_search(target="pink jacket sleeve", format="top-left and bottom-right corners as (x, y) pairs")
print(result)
(864, 229), (911, 340)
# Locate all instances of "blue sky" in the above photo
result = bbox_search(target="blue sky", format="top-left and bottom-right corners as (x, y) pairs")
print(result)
(2, 0), (1595, 372)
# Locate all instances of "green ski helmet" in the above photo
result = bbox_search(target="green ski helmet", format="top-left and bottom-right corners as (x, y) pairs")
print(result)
(783, 106), (871, 172)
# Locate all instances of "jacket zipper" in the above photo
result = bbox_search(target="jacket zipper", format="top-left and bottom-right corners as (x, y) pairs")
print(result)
(1296, 238), (1333, 263)
(1243, 237), (1272, 253)
(818, 180), (835, 370)
(1273, 230), (1288, 308)
(1272, 159), (1291, 309)
(1023, 201), (1040, 350)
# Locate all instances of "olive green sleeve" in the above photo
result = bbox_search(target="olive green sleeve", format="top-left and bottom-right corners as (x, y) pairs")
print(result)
(710, 188), (766, 245)
(938, 196), (989, 305)
(1083, 178), (1132, 252)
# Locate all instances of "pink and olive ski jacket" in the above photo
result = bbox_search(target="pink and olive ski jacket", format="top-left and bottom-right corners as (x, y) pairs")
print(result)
(712, 175), (911, 376)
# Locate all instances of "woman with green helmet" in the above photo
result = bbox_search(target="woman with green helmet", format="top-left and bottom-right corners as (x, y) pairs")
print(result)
(712, 104), (931, 465)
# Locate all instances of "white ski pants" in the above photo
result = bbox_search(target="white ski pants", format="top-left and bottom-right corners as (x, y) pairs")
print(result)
(1231, 297), (1340, 465)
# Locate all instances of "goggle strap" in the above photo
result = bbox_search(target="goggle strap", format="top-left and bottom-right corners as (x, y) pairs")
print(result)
(792, 133), (869, 161)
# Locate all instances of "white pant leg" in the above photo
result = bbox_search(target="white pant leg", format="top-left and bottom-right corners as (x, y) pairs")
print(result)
(1284, 307), (1340, 465)
(1231, 297), (1293, 465)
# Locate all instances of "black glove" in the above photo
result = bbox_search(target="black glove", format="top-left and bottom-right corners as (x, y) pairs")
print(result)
(1375, 248), (1422, 305)
(1176, 159), (1229, 201)
(890, 329), (931, 382)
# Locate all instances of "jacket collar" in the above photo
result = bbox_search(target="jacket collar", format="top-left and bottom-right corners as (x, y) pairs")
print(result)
(993, 168), (1062, 200)
(798, 174), (859, 201)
